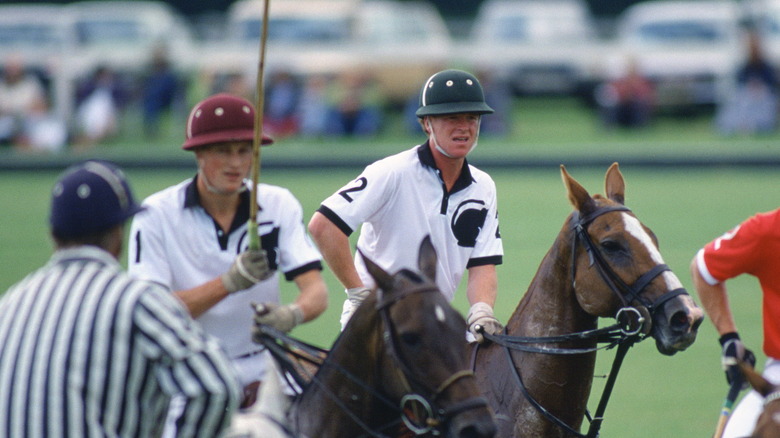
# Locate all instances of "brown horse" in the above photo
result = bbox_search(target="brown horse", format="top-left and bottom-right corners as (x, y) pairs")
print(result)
(253, 236), (497, 438)
(473, 163), (704, 437)
(739, 362), (780, 438)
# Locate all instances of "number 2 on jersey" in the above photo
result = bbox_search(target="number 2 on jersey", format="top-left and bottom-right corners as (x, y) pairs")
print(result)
(338, 177), (367, 202)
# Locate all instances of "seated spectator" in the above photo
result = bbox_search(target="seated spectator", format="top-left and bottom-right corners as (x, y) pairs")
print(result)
(478, 69), (512, 137)
(141, 47), (180, 139)
(15, 95), (68, 153)
(74, 65), (128, 148)
(595, 58), (655, 129)
(0, 54), (46, 146)
(715, 32), (779, 136)
(264, 70), (301, 138)
(324, 71), (383, 137)
(297, 74), (330, 138)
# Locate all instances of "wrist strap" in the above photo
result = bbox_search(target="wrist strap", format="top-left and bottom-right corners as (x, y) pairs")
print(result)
(719, 332), (740, 347)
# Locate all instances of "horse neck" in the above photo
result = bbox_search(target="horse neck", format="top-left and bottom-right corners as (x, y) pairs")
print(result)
(294, 311), (395, 437)
(507, 226), (597, 336)
(493, 224), (599, 436)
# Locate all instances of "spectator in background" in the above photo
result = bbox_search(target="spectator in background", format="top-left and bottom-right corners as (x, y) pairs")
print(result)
(15, 95), (68, 153)
(74, 65), (128, 149)
(324, 71), (383, 137)
(0, 54), (46, 146)
(141, 47), (180, 138)
(595, 58), (655, 129)
(298, 73), (330, 138)
(716, 32), (779, 136)
(478, 69), (512, 137)
(264, 70), (301, 138)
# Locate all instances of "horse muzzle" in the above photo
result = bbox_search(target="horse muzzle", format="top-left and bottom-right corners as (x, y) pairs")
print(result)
(649, 291), (703, 355)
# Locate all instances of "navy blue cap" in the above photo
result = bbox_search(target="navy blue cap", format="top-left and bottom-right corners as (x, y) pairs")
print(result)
(49, 160), (145, 238)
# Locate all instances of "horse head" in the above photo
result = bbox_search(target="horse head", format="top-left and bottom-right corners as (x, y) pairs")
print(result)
(561, 162), (703, 355)
(358, 235), (497, 438)
(740, 361), (780, 438)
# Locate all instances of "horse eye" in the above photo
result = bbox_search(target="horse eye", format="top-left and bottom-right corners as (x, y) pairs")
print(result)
(600, 240), (624, 253)
(400, 332), (421, 347)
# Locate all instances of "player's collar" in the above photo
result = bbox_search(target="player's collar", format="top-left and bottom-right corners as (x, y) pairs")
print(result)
(417, 142), (475, 193)
(183, 175), (255, 213)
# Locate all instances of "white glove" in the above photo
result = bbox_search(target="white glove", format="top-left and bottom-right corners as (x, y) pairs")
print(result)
(467, 302), (503, 343)
(339, 287), (371, 330)
(222, 249), (273, 293)
(252, 302), (304, 336)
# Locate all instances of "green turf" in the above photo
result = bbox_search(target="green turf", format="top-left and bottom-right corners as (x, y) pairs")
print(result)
(1, 165), (776, 436)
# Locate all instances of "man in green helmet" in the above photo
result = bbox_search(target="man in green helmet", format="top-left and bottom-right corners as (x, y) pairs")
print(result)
(308, 69), (504, 342)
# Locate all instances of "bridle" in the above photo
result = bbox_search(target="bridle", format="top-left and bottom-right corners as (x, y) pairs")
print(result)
(571, 205), (688, 322)
(376, 283), (490, 436)
(480, 204), (693, 438)
(255, 281), (488, 438)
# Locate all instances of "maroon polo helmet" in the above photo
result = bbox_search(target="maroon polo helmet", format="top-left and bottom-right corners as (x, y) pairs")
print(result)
(183, 93), (273, 150)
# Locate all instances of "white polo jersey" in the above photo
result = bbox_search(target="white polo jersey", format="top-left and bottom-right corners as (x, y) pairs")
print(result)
(128, 177), (322, 362)
(318, 142), (503, 301)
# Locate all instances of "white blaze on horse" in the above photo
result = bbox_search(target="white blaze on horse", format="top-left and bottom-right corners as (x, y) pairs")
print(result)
(473, 163), (704, 438)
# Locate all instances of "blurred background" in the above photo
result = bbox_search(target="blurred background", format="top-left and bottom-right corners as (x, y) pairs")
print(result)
(1, 0), (780, 162)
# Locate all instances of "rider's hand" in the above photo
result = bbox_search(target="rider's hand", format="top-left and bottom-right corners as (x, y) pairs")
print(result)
(339, 287), (372, 330)
(720, 332), (756, 389)
(252, 302), (304, 337)
(467, 302), (503, 343)
(221, 249), (273, 293)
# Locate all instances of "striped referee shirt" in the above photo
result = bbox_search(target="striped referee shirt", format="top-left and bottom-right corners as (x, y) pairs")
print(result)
(0, 246), (241, 437)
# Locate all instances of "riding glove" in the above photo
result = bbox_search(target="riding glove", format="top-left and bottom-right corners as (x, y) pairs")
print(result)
(339, 287), (372, 330)
(252, 302), (304, 336)
(467, 302), (503, 343)
(720, 332), (756, 389)
(222, 249), (273, 293)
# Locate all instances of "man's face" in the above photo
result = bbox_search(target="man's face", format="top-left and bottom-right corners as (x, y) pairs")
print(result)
(195, 141), (253, 195)
(426, 113), (481, 159)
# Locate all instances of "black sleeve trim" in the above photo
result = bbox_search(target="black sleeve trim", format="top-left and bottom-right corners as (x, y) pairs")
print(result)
(284, 261), (323, 282)
(466, 255), (503, 269)
(316, 205), (354, 236)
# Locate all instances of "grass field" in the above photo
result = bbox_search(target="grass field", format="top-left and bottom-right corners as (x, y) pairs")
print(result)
(1, 163), (777, 437)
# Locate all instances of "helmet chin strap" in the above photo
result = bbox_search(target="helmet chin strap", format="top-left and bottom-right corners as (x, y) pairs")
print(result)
(197, 167), (248, 195)
(427, 117), (481, 158)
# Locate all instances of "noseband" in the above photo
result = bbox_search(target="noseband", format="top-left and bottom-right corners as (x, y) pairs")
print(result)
(571, 206), (689, 324)
(377, 284), (489, 435)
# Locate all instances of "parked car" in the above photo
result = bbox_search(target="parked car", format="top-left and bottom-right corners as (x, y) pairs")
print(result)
(64, 1), (198, 77)
(460, 0), (605, 98)
(196, 0), (452, 105)
(0, 4), (78, 118)
(606, 0), (746, 111)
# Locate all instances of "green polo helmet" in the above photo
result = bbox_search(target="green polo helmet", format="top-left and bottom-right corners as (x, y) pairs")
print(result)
(415, 69), (494, 118)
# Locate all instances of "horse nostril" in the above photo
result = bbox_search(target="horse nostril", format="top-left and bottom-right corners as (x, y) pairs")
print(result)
(669, 310), (691, 333)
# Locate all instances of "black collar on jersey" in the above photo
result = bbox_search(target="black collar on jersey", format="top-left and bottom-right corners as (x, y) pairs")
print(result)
(417, 141), (475, 194)
(183, 175), (259, 243)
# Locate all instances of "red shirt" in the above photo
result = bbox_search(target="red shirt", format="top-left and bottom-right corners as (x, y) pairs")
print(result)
(697, 208), (780, 358)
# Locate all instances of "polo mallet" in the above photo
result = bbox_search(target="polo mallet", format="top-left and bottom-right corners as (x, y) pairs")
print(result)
(713, 372), (745, 438)
(248, 0), (271, 250)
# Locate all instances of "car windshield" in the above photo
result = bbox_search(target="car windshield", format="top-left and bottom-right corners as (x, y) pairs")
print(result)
(486, 14), (586, 42)
(635, 20), (728, 43)
(238, 17), (350, 43)
(76, 19), (145, 45)
(0, 24), (62, 48)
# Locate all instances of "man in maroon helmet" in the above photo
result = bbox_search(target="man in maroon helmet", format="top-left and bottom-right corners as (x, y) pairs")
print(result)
(128, 93), (328, 408)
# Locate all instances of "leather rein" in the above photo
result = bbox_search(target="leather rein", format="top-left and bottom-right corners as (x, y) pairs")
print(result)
(481, 205), (692, 438)
(256, 283), (487, 437)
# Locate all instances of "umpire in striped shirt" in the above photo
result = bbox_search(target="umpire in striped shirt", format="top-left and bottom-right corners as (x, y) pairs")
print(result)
(0, 160), (241, 437)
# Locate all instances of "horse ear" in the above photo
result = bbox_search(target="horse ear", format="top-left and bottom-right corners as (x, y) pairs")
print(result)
(740, 360), (776, 397)
(604, 162), (626, 205)
(358, 248), (394, 292)
(561, 165), (596, 216)
(417, 235), (437, 282)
